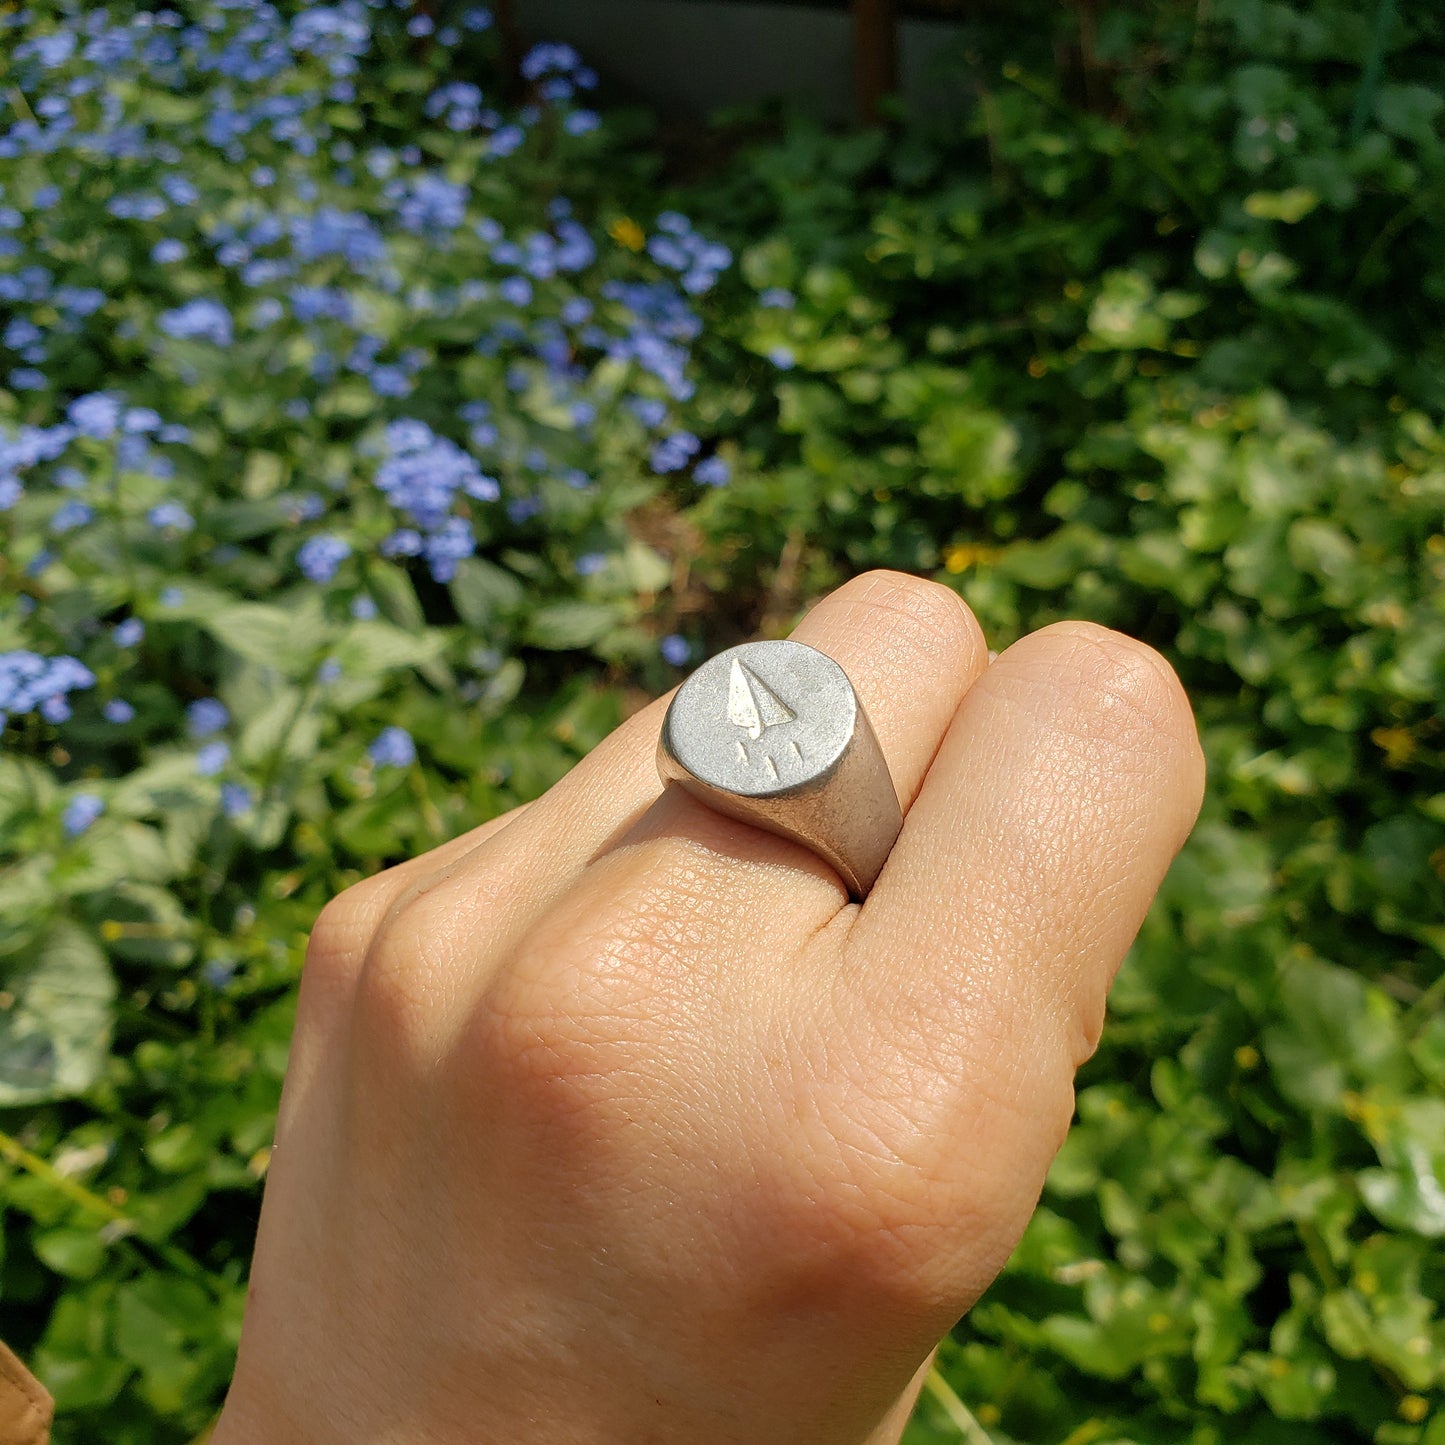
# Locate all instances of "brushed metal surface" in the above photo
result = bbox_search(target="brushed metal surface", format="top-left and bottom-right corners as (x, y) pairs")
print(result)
(656, 639), (903, 899)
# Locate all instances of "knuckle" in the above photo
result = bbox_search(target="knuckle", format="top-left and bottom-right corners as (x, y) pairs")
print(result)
(295, 879), (395, 1037)
(350, 865), (497, 1064)
(305, 883), (382, 979)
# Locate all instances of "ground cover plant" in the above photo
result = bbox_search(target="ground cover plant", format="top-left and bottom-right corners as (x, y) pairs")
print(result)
(0, 1), (1442, 1443)
(667, 3), (1445, 1439)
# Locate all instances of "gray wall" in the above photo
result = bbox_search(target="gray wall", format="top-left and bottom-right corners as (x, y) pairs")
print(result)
(518, 0), (968, 122)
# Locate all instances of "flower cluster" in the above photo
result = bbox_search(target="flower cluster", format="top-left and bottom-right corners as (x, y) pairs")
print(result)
(647, 212), (733, 297)
(374, 420), (501, 583)
(0, 0), (738, 797)
(0, 651), (94, 729)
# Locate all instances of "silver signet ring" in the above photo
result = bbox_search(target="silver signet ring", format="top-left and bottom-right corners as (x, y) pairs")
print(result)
(655, 639), (904, 900)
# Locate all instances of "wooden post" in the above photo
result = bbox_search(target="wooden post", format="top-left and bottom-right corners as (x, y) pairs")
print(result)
(852, 0), (899, 125)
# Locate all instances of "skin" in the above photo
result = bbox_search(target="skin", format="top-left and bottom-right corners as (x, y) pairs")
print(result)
(212, 570), (1206, 1445)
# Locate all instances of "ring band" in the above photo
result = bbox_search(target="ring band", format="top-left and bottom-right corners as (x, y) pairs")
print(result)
(655, 640), (903, 899)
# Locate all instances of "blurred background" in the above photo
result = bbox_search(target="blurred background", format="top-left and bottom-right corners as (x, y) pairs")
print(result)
(0, 1), (1441, 1441)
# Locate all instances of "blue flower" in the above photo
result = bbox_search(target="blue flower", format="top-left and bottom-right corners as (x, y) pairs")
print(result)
(108, 193), (166, 221)
(202, 958), (238, 988)
(427, 81), (484, 130)
(68, 393), (123, 439)
(187, 698), (229, 737)
(489, 124), (525, 157)
(660, 634), (691, 666)
(575, 551), (607, 576)
(102, 699), (135, 724)
(369, 365), (411, 397)
(297, 533), (351, 583)
(159, 298), (234, 346)
(650, 430), (702, 474)
(220, 783), (253, 818)
(380, 528), (423, 558)
(27, 32), (77, 68)
(560, 296), (593, 327)
(196, 741), (231, 776)
(368, 726), (416, 769)
(627, 396), (668, 429)
(112, 618), (145, 647)
(62, 793), (104, 838)
(3, 317), (42, 350)
(759, 288), (796, 309)
(768, 345), (796, 370)
(394, 174), (467, 236)
(373, 420), (498, 581)
(499, 275), (532, 307)
(0, 651), (95, 730)
(51, 500), (94, 533)
(289, 208), (385, 266)
(694, 455), (731, 487)
(522, 42), (586, 81)
(422, 516), (476, 582)
(54, 287), (104, 317)
(350, 595), (378, 620)
(147, 502), (194, 532)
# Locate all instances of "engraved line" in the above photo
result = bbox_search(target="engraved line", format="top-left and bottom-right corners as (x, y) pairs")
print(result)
(765, 756), (779, 781)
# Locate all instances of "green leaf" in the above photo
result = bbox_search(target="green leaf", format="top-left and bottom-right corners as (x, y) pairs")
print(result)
(0, 923), (116, 1105)
(333, 620), (445, 677)
(1088, 269), (1168, 349)
(997, 522), (1112, 589)
(113, 1275), (212, 1411)
(33, 1226), (108, 1280)
(1261, 956), (1412, 1114)
(1358, 1098), (1445, 1238)
(1374, 83), (1445, 145)
(1243, 188), (1321, 223)
(367, 559), (427, 631)
(205, 597), (330, 673)
(237, 686), (321, 767)
(524, 601), (623, 650)
(449, 556), (525, 630)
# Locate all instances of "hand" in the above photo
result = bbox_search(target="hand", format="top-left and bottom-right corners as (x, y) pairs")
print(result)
(213, 571), (1205, 1445)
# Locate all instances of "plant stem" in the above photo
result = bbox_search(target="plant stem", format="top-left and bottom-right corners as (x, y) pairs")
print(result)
(0, 1124), (223, 1293)
(924, 1366), (997, 1445)
(1349, 0), (1398, 141)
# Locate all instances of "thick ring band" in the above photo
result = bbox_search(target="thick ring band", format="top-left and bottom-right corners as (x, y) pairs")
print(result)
(655, 639), (903, 899)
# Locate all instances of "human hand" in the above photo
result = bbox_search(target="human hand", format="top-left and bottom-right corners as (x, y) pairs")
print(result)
(212, 570), (1205, 1445)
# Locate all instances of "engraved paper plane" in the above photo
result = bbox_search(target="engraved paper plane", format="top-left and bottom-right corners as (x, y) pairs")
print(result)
(727, 658), (796, 740)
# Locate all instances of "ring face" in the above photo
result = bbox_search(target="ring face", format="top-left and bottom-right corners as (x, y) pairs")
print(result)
(656, 639), (903, 900)
(660, 640), (856, 799)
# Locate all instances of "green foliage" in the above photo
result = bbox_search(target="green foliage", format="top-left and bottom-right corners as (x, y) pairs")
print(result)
(668, 1), (1445, 1439)
(1, 0), (1442, 1443)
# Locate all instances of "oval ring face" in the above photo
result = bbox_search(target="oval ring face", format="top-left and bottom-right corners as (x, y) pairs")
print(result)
(661, 639), (857, 799)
